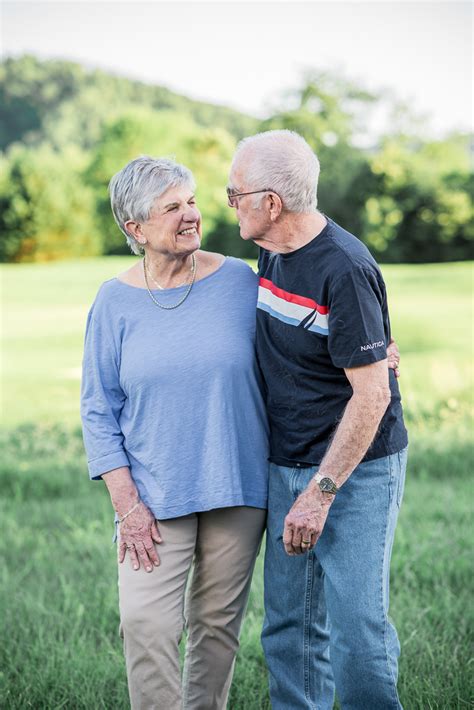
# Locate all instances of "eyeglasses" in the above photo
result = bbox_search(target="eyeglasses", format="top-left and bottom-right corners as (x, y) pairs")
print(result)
(226, 187), (278, 208)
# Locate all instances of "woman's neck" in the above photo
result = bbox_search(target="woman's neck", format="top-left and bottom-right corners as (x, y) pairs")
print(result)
(143, 250), (196, 289)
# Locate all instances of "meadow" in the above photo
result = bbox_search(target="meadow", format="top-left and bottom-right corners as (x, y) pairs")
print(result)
(0, 259), (472, 709)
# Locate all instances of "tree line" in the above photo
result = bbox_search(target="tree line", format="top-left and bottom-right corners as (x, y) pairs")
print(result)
(0, 56), (472, 263)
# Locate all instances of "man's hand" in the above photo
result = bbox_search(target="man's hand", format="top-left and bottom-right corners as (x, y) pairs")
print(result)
(118, 501), (162, 572)
(283, 482), (333, 555)
(387, 337), (400, 378)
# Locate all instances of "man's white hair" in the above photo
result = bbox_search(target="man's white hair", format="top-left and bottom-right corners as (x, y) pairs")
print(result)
(232, 130), (320, 214)
(109, 156), (195, 255)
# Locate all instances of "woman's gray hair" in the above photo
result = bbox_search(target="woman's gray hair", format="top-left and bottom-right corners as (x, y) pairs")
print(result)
(232, 130), (320, 213)
(109, 156), (195, 255)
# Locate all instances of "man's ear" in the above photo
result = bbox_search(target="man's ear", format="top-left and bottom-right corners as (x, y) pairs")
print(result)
(268, 192), (283, 222)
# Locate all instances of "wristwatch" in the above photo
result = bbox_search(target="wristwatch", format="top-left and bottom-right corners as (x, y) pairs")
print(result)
(313, 473), (339, 495)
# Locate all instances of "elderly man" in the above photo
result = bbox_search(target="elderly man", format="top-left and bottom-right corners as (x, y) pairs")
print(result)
(228, 130), (408, 710)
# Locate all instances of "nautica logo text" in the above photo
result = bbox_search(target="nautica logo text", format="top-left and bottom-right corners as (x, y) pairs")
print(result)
(361, 341), (384, 351)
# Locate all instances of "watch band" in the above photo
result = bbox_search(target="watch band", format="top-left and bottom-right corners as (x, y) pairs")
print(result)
(313, 473), (339, 495)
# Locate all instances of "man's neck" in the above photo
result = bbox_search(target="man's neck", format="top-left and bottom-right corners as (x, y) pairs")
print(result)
(255, 211), (327, 254)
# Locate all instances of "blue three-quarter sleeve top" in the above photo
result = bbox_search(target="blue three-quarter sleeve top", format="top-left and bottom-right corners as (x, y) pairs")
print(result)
(81, 257), (269, 519)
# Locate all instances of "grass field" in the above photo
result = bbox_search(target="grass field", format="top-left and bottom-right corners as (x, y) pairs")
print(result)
(1, 259), (473, 709)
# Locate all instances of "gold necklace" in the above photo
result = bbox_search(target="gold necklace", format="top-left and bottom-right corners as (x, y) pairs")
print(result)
(143, 254), (197, 310)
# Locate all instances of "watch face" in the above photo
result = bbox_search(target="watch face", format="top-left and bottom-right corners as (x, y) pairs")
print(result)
(320, 477), (336, 493)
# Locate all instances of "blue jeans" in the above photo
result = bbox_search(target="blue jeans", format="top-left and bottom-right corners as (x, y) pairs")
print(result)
(262, 448), (408, 710)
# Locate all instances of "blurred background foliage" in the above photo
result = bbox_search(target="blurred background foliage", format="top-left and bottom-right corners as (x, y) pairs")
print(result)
(0, 54), (472, 263)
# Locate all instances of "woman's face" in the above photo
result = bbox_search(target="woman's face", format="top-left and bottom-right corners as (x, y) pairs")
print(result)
(140, 184), (202, 257)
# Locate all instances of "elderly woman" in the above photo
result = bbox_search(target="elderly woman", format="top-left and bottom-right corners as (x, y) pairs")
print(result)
(80, 156), (269, 710)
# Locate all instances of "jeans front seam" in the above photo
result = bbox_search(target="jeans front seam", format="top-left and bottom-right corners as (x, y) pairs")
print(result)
(288, 466), (300, 499)
(303, 550), (317, 710)
(380, 453), (403, 709)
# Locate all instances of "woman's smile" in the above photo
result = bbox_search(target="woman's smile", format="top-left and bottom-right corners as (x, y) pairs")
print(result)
(177, 226), (198, 236)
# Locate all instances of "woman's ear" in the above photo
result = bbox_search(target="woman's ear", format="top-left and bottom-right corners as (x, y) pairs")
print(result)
(124, 220), (146, 244)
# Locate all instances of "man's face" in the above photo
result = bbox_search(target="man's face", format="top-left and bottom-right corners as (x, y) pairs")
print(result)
(228, 160), (271, 242)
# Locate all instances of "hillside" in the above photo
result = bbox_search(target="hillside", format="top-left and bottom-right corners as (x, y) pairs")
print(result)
(0, 54), (258, 150)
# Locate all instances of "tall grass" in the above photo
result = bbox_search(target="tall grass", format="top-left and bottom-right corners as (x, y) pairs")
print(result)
(0, 260), (472, 708)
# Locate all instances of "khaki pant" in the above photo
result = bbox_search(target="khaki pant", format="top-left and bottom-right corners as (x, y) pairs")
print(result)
(118, 506), (266, 710)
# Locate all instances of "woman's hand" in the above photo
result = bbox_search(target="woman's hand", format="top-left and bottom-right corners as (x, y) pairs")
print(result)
(101, 466), (162, 572)
(118, 501), (162, 572)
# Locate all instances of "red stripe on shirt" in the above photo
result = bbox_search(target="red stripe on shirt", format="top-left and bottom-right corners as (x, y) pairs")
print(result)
(259, 277), (329, 315)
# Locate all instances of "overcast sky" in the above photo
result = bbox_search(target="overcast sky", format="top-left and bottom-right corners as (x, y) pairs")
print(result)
(1, 1), (472, 138)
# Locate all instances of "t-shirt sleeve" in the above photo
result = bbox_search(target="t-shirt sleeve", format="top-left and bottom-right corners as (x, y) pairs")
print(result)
(327, 266), (388, 369)
(80, 304), (130, 480)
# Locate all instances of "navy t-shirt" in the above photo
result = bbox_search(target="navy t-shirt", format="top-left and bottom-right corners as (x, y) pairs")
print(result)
(256, 217), (408, 466)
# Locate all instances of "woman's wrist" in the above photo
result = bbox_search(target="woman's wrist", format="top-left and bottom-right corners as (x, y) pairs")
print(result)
(102, 466), (139, 518)
(118, 500), (141, 523)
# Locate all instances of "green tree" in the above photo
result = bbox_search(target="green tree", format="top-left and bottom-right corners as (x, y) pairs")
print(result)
(0, 55), (85, 149)
(361, 133), (473, 262)
(0, 143), (100, 262)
